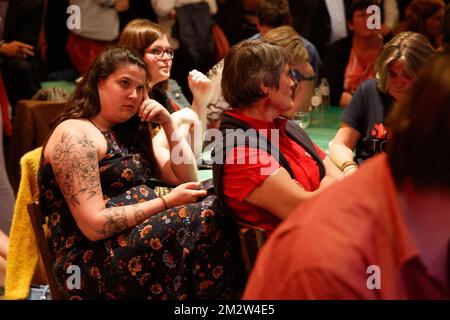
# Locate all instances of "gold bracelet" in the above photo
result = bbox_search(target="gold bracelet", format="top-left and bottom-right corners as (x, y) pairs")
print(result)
(343, 164), (358, 173)
(339, 160), (358, 172)
(159, 196), (169, 210)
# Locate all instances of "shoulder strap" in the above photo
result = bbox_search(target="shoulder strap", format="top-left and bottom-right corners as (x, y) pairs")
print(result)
(284, 120), (326, 180)
(213, 113), (324, 211)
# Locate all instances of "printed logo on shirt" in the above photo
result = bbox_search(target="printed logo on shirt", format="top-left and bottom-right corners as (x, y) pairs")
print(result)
(370, 123), (390, 153)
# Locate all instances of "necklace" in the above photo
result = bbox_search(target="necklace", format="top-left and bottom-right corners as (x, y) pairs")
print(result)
(88, 118), (109, 133)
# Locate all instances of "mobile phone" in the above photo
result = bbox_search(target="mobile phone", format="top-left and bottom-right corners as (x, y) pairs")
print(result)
(198, 179), (214, 195)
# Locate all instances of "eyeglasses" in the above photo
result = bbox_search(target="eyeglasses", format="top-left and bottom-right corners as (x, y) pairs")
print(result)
(146, 47), (175, 59)
(289, 68), (302, 85)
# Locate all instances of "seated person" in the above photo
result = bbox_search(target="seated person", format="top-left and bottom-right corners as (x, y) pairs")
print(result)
(119, 19), (211, 158)
(206, 26), (316, 129)
(263, 26), (315, 116)
(329, 32), (435, 176)
(250, 0), (322, 85)
(321, 0), (384, 107)
(38, 46), (237, 299)
(244, 52), (450, 300)
(395, 0), (445, 49)
(213, 40), (342, 236)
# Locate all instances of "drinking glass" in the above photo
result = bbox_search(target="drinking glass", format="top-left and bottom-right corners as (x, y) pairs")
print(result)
(293, 111), (311, 129)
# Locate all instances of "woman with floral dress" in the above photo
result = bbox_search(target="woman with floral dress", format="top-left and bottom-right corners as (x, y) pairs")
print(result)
(38, 46), (238, 299)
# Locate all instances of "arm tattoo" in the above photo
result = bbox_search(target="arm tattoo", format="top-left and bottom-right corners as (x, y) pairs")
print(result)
(133, 204), (147, 225)
(52, 132), (100, 206)
(95, 207), (129, 238)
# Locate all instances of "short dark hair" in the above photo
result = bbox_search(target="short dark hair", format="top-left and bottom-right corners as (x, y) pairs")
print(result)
(256, 0), (292, 28)
(221, 39), (290, 108)
(345, 0), (381, 22)
(387, 52), (450, 194)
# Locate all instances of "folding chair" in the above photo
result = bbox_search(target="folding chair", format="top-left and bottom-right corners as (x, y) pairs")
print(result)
(26, 201), (61, 300)
(237, 222), (267, 275)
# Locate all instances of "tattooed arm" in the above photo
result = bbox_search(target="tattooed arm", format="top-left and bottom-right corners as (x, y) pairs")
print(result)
(46, 123), (169, 241)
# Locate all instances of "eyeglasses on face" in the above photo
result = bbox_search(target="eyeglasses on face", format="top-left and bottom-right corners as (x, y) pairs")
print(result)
(147, 47), (175, 59)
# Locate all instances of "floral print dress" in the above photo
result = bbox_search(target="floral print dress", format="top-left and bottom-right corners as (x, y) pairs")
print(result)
(38, 129), (239, 299)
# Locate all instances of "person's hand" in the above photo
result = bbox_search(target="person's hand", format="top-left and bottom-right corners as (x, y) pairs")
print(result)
(164, 182), (208, 207)
(343, 165), (358, 177)
(1, 41), (34, 59)
(339, 91), (353, 108)
(188, 70), (211, 105)
(171, 108), (200, 127)
(138, 91), (172, 125)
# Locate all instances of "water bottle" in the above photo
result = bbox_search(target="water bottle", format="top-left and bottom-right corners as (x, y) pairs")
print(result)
(310, 87), (323, 125)
(320, 78), (330, 111)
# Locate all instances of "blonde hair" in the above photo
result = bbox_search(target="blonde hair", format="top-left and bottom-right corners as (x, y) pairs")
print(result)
(376, 31), (435, 93)
(263, 26), (308, 65)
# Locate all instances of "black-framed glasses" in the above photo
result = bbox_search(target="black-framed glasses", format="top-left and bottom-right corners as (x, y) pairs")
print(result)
(147, 47), (174, 59)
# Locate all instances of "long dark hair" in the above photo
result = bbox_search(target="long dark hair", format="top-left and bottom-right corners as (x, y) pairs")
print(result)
(45, 46), (160, 177)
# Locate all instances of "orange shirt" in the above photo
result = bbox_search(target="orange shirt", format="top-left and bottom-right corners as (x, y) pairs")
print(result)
(244, 154), (449, 299)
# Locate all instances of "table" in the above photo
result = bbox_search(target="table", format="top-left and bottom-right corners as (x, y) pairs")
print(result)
(304, 106), (342, 152)
(197, 107), (343, 181)
(41, 81), (76, 95)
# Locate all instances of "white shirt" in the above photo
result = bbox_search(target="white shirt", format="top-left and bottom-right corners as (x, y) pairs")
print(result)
(69, 0), (119, 41)
(325, 0), (348, 44)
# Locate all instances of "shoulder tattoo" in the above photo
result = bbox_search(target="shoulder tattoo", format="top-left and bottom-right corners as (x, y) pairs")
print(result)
(51, 132), (100, 206)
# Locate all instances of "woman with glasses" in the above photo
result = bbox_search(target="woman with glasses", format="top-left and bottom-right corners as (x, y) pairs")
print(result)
(119, 19), (210, 158)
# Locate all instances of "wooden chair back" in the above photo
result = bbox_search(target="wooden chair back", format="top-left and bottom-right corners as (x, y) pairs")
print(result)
(237, 222), (266, 275)
(26, 201), (61, 300)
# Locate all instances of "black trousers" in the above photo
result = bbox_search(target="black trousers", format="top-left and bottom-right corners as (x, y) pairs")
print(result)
(1, 56), (41, 116)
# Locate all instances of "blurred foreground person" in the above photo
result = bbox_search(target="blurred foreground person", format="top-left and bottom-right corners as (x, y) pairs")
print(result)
(244, 53), (450, 299)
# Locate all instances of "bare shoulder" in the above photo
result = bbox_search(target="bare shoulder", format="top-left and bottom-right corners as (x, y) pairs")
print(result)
(44, 119), (107, 162)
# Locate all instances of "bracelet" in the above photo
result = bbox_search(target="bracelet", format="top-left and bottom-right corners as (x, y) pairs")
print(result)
(159, 195), (169, 210)
(339, 160), (358, 172)
(343, 164), (358, 173)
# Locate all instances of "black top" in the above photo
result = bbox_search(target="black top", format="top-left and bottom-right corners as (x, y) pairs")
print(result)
(341, 79), (392, 164)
